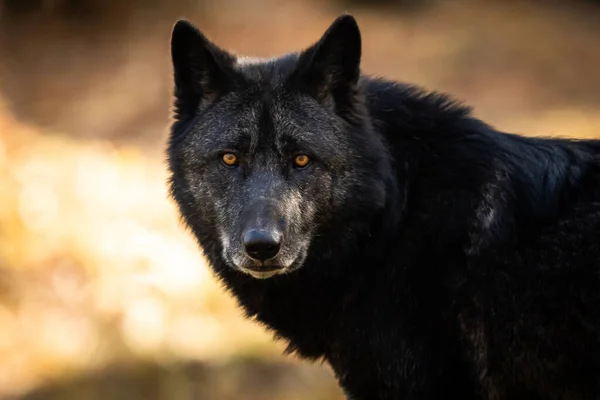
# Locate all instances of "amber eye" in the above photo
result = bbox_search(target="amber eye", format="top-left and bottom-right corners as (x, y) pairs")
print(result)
(222, 153), (238, 167)
(293, 154), (310, 168)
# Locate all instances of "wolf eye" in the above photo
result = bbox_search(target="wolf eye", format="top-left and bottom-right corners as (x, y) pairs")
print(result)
(222, 153), (238, 167)
(293, 154), (310, 168)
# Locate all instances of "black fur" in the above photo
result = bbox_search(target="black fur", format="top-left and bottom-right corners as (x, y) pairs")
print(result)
(167, 15), (600, 400)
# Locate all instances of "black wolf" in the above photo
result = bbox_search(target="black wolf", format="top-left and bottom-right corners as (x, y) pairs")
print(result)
(167, 14), (600, 400)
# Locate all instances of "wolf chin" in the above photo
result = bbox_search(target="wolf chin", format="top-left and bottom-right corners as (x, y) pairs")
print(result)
(167, 14), (600, 400)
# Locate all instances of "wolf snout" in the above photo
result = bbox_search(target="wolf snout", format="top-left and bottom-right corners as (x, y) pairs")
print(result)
(242, 229), (282, 261)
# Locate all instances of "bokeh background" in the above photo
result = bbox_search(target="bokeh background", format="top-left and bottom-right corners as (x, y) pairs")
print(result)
(0, 0), (599, 398)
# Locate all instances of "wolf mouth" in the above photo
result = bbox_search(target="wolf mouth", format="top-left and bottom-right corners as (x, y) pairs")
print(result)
(234, 253), (307, 279)
(239, 267), (286, 280)
(242, 264), (285, 273)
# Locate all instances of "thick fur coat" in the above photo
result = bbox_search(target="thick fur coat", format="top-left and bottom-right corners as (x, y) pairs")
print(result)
(167, 15), (600, 399)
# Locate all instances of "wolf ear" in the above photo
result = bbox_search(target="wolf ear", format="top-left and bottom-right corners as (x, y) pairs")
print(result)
(290, 14), (362, 110)
(171, 20), (236, 121)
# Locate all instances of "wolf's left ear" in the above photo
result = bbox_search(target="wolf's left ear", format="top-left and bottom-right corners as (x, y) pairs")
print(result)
(171, 20), (236, 121)
(290, 14), (362, 109)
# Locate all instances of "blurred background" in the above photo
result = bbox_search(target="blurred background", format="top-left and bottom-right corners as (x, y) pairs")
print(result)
(0, 0), (599, 398)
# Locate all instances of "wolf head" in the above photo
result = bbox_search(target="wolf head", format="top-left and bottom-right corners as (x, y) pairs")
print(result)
(167, 15), (395, 280)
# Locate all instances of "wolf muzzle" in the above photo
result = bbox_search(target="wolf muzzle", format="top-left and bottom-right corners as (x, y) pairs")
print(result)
(241, 199), (284, 263)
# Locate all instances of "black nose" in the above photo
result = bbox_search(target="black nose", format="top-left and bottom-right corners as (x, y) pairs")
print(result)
(242, 229), (281, 261)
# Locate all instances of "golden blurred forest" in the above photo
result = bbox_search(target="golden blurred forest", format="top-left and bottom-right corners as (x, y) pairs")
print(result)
(0, 0), (599, 398)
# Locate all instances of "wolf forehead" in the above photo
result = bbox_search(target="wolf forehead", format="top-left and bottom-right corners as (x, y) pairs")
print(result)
(180, 65), (354, 162)
(184, 93), (347, 156)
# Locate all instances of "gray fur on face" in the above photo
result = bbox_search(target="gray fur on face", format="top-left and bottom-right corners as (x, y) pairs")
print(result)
(179, 83), (347, 277)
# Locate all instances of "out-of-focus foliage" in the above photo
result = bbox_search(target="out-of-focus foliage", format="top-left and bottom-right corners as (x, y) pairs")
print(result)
(18, 358), (343, 400)
(0, 0), (599, 398)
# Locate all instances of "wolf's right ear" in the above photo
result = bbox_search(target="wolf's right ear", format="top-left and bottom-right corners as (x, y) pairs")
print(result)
(171, 20), (236, 120)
